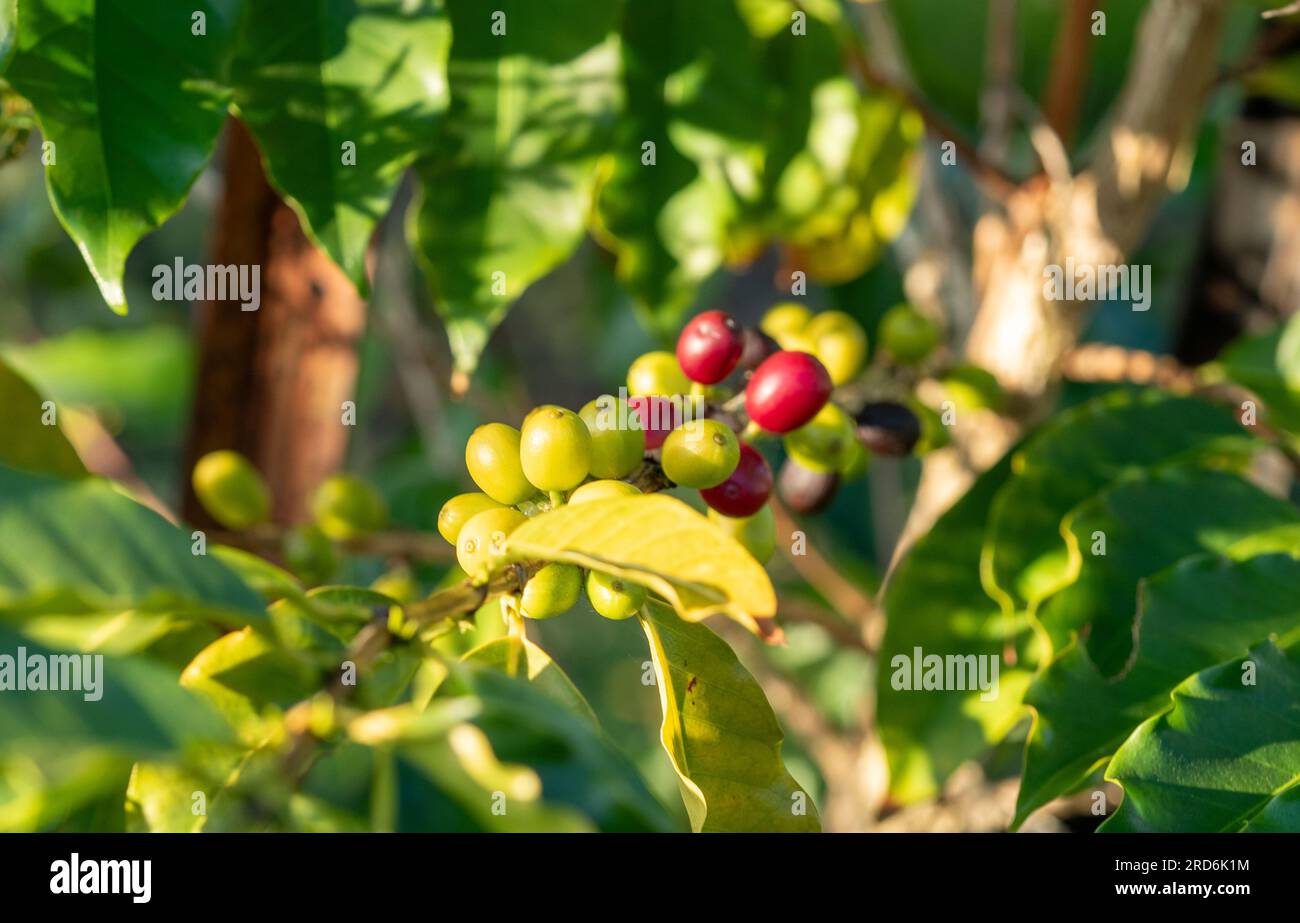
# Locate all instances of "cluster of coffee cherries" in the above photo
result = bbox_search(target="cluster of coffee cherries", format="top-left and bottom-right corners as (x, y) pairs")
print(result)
(192, 450), (388, 585)
(436, 300), (942, 622)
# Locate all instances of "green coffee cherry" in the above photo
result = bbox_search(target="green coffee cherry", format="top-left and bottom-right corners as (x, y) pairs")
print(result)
(569, 479), (641, 504)
(520, 563), (582, 619)
(627, 351), (691, 396)
(840, 438), (871, 481)
(192, 450), (271, 530)
(456, 507), (526, 583)
(661, 419), (740, 489)
(942, 363), (1005, 411)
(806, 310), (868, 385)
(879, 303), (940, 364)
(310, 474), (387, 541)
(519, 405), (592, 493)
(586, 571), (647, 620)
(438, 492), (505, 545)
(282, 524), (337, 585)
(760, 302), (813, 349)
(466, 423), (536, 506)
(708, 505), (776, 565)
(783, 403), (857, 474)
(580, 396), (645, 479)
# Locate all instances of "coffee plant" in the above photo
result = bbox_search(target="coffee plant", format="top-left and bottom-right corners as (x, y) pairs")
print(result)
(3, 0), (1300, 836)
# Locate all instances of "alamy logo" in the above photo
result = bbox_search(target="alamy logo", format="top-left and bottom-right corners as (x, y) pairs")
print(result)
(1043, 257), (1151, 312)
(50, 854), (151, 904)
(890, 646), (1000, 701)
(0, 648), (103, 701)
(152, 257), (261, 311)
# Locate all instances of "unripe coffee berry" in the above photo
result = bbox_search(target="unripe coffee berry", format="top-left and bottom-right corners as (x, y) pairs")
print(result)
(708, 505), (776, 565)
(586, 570), (647, 620)
(745, 351), (833, 433)
(627, 351), (691, 396)
(456, 507), (526, 583)
(520, 405), (592, 492)
(282, 524), (337, 585)
(699, 443), (773, 517)
(310, 474), (388, 541)
(579, 396), (645, 479)
(878, 303), (940, 364)
(569, 479), (641, 504)
(805, 310), (868, 385)
(521, 563), (582, 619)
(760, 302), (813, 347)
(661, 419), (740, 489)
(676, 310), (743, 384)
(783, 403), (857, 474)
(192, 450), (271, 530)
(466, 423), (536, 505)
(438, 492), (505, 545)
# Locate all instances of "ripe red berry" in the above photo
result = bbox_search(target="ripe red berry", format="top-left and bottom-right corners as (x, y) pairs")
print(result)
(700, 443), (773, 517)
(745, 351), (833, 434)
(676, 310), (743, 384)
(628, 395), (679, 449)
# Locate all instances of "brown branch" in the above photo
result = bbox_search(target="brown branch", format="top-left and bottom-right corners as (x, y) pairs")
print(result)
(1042, 0), (1100, 147)
(210, 526), (454, 563)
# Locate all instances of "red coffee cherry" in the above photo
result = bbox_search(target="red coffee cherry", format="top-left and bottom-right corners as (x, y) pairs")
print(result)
(627, 395), (679, 449)
(676, 310), (743, 384)
(699, 443), (773, 517)
(744, 351), (833, 433)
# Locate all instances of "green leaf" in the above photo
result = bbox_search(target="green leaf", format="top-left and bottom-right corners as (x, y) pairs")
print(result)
(6, 0), (238, 311)
(1212, 323), (1300, 439)
(231, 0), (450, 293)
(462, 635), (598, 727)
(1039, 467), (1300, 675)
(0, 628), (230, 755)
(1102, 640), (1300, 833)
(594, 0), (747, 333)
(640, 600), (819, 832)
(0, 357), (85, 478)
(1015, 552), (1300, 828)
(414, 0), (620, 374)
(0, 465), (266, 627)
(985, 391), (1254, 616)
(1242, 783), (1300, 833)
(181, 627), (319, 746)
(0, 0), (15, 71)
(505, 494), (777, 632)
(876, 453), (1036, 804)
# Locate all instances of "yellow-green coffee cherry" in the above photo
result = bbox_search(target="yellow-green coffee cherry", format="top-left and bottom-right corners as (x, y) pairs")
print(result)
(192, 450), (271, 530)
(879, 303), (940, 364)
(520, 563), (582, 619)
(586, 571), (647, 620)
(438, 492), (505, 545)
(579, 396), (645, 479)
(456, 507), (526, 583)
(783, 403), (857, 474)
(627, 351), (691, 396)
(569, 479), (641, 504)
(942, 363), (1005, 412)
(466, 423), (536, 506)
(806, 310), (868, 385)
(519, 405), (592, 493)
(282, 524), (337, 585)
(661, 419), (740, 489)
(760, 302), (813, 349)
(708, 505), (776, 565)
(310, 474), (387, 541)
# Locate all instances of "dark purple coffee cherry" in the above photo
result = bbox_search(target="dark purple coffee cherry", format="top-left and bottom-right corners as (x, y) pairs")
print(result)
(853, 402), (921, 457)
(777, 458), (840, 515)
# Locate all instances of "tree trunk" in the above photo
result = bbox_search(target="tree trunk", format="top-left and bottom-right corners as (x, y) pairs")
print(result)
(181, 119), (366, 527)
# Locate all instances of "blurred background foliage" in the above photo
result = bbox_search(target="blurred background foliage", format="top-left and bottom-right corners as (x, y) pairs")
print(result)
(3, 0), (1300, 830)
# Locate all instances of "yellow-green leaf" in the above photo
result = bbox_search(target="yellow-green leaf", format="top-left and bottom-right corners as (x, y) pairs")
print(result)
(641, 601), (818, 832)
(504, 494), (776, 632)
